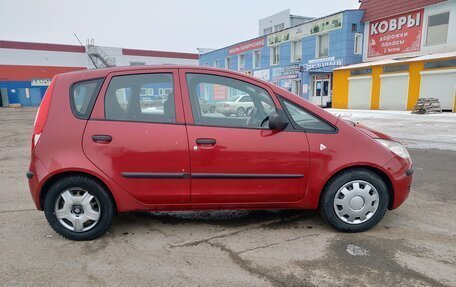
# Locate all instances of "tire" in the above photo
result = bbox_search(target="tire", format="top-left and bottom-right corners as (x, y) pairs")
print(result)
(319, 169), (388, 232)
(236, 107), (246, 117)
(44, 176), (114, 241)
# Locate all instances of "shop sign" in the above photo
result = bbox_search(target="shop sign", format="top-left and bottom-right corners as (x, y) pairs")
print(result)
(367, 9), (423, 58)
(253, 69), (270, 81)
(31, 79), (51, 86)
(303, 57), (343, 71)
(267, 13), (343, 46)
(213, 85), (228, 100)
(313, 74), (331, 80)
(272, 64), (300, 80)
(229, 38), (265, 55)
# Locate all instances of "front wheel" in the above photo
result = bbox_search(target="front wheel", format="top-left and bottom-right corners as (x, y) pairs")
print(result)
(320, 169), (389, 232)
(44, 176), (114, 241)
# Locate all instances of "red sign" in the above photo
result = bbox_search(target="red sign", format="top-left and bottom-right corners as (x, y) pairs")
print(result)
(213, 85), (228, 100)
(229, 38), (265, 55)
(368, 9), (423, 58)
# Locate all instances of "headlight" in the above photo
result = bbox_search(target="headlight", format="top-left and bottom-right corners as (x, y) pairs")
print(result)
(375, 139), (410, 159)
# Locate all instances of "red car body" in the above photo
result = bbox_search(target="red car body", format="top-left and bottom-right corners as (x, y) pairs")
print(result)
(27, 66), (412, 219)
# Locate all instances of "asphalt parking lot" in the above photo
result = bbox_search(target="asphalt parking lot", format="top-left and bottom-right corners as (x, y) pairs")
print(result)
(0, 108), (455, 286)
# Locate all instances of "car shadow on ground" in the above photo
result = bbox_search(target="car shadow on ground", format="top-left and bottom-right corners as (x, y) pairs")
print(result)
(111, 209), (323, 230)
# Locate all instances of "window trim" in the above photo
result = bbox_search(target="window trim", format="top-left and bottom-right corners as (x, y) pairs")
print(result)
(354, 33), (363, 55)
(425, 11), (450, 46)
(291, 40), (303, 62)
(316, 33), (330, 59)
(279, 96), (338, 134)
(238, 54), (246, 71)
(185, 72), (282, 131)
(225, 57), (231, 69)
(69, 78), (104, 120)
(103, 73), (176, 124)
(270, 45), (280, 66)
(253, 49), (261, 69)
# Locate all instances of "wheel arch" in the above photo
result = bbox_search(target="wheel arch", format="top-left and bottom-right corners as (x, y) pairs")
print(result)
(318, 165), (395, 210)
(39, 171), (118, 213)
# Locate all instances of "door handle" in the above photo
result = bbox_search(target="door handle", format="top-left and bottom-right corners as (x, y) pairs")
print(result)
(196, 138), (216, 145)
(92, 135), (112, 144)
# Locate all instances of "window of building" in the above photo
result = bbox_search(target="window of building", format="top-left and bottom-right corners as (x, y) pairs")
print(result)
(424, 59), (456, 69)
(317, 33), (329, 58)
(354, 33), (362, 55)
(271, 46), (280, 66)
(186, 73), (276, 129)
(282, 100), (336, 133)
(274, 23), (285, 32)
(204, 63), (209, 67)
(214, 60), (219, 68)
(383, 64), (409, 73)
(105, 73), (175, 123)
(426, 12), (450, 46)
(291, 40), (302, 62)
(350, 68), (372, 76)
(70, 79), (103, 119)
(238, 54), (246, 71)
(263, 27), (273, 35)
(253, 50), (261, 68)
(225, 57), (231, 69)
(130, 61), (146, 66)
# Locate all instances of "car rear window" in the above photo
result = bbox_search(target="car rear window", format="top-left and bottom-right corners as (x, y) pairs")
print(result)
(70, 79), (104, 119)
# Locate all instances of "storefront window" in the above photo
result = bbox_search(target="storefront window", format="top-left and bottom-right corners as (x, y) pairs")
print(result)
(317, 33), (329, 58)
(426, 12), (450, 46)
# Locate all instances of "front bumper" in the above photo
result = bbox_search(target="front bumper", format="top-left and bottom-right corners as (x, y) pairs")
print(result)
(384, 156), (413, 210)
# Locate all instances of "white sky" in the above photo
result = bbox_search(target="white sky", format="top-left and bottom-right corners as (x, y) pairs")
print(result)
(0, 0), (360, 53)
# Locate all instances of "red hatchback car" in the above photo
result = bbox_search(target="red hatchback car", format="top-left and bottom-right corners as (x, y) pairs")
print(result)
(27, 66), (413, 240)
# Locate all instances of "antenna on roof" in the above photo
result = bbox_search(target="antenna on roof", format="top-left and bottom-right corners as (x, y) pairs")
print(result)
(73, 33), (99, 68)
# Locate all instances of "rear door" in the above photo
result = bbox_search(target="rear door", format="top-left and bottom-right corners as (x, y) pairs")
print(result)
(180, 69), (310, 203)
(82, 69), (191, 204)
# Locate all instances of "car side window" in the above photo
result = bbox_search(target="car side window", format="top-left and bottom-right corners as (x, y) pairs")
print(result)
(70, 79), (103, 119)
(186, 73), (276, 129)
(282, 100), (336, 133)
(105, 73), (175, 123)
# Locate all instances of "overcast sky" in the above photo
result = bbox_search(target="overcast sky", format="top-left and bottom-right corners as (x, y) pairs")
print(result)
(0, 0), (360, 53)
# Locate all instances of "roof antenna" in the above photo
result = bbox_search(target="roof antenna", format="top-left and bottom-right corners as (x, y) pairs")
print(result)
(74, 33), (99, 68)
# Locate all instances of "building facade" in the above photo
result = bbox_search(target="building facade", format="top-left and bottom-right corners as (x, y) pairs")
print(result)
(0, 40), (198, 107)
(259, 9), (314, 36)
(333, 0), (456, 112)
(200, 10), (365, 107)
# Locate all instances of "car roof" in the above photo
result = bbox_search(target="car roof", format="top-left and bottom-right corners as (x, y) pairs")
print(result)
(57, 65), (238, 78)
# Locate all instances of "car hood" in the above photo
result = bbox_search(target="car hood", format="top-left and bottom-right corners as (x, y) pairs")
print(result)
(355, 123), (394, 141)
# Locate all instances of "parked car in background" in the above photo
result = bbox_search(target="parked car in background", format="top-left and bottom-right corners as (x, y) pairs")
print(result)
(198, 98), (216, 113)
(27, 66), (413, 240)
(215, 95), (255, 117)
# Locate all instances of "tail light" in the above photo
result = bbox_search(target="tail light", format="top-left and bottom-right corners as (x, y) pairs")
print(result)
(32, 77), (56, 148)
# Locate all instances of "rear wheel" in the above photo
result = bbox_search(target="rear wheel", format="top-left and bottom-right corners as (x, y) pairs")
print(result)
(320, 169), (388, 232)
(44, 176), (114, 241)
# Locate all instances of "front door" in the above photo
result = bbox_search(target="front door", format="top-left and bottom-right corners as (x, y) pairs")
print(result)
(83, 70), (191, 204)
(311, 76), (331, 107)
(180, 70), (309, 204)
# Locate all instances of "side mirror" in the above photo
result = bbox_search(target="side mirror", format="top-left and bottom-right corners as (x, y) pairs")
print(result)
(268, 111), (288, 131)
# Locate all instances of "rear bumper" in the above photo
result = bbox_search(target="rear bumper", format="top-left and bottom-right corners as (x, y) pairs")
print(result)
(27, 155), (48, 210)
(384, 156), (413, 210)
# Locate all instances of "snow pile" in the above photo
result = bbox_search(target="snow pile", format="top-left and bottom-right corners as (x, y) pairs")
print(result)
(328, 109), (456, 151)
